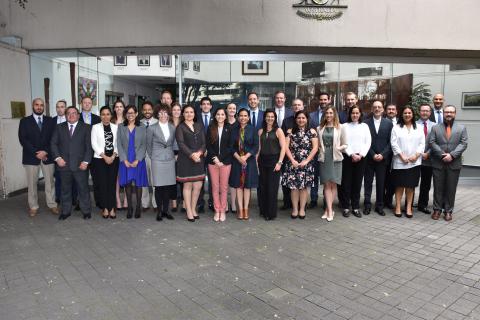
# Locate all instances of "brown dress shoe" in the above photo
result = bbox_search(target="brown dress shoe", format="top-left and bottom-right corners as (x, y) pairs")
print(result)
(28, 208), (38, 217)
(444, 212), (453, 221)
(243, 208), (249, 220)
(237, 209), (244, 220)
(431, 210), (441, 220)
(50, 207), (60, 215)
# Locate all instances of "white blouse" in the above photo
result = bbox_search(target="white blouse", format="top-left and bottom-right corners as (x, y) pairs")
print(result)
(159, 121), (170, 141)
(390, 124), (425, 169)
(344, 122), (371, 157)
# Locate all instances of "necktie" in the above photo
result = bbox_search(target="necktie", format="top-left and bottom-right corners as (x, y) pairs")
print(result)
(69, 124), (74, 137)
(37, 116), (42, 131)
(146, 121), (149, 128)
(423, 121), (428, 137)
(437, 111), (442, 124)
(252, 111), (256, 128)
(277, 109), (283, 127)
(446, 125), (451, 140)
(204, 115), (208, 133)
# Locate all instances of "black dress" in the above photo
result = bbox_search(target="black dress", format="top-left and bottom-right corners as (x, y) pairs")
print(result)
(175, 122), (206, 182)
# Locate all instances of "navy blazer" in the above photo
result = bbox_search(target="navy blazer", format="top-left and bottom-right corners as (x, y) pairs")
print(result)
(248, 109), (264, 132)
(309, 109), (323, 129)
(79, 112), (101, 127)
(18, 114), (56, 165)
(281, 115), (295, 134)
(196, 111), (214, 135)
(365, 117), (393, 161)
(277, 107), (293, 127)
(206, 124), (234, 165)
(50, 121), (93, 171)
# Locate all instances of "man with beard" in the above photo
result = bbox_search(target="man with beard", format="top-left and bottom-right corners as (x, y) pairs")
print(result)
(18, 98), (58, 216)
(160, 89), (173, 107)
(429, 105), (468, 221)
(140, 101), (158, 212)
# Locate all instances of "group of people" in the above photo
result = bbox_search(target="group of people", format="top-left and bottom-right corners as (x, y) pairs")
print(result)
(19, 90), (468, 223)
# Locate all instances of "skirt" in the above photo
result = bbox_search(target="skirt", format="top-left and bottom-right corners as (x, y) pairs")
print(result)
(391, 166), (420, 188)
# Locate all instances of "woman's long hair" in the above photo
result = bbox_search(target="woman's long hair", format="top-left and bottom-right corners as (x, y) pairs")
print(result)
(261, 108), (278, 132)
(397, 105), (417, 129)
(319, 106), (340, 129)
(111, 99), (125, 124)
(209, 107), (227, 144)
(292, 110), (310, 134)
(347, 105), (363, 123)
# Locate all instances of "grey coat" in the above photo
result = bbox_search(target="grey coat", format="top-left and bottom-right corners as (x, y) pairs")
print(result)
(429, 121), (468, 170)
(146, 122), (176, 186)
(117, 124), (147, 162)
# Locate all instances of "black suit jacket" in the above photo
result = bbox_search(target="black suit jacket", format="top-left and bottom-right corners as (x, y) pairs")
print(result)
(18, 115), (56, 165)
(79, 112), (101, 127)
(50, 121), (93, 172)
(206, 124), (234, 165)
(365, 117), (393, 162)
(281, 115), (295, 134)
(196, 111), (214, 135)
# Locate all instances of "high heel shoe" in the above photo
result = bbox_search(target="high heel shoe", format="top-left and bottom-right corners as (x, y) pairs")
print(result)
(321, 211), (327, 219)
(126, 207), (133, 219)
(134, 208), (141, 219)
(326, 211), (334, 222)
(243, 208), (249, 220)
(220, 212), (226, 222)
(102, 210), (109, 219)
(214, 212), (220, 222)
(237, 209), (244, 220)
(109, 209), (116, 219)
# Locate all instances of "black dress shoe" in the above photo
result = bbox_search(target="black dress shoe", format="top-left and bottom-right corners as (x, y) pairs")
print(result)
(162, 212), (174, 220)
(181, 207), (186, 213)
(385, 203), (394, 210)
(142, 207), (149, 212)
(187, 217), (195, 222)
(290, 214), (298, 219)
(197, 205), (205, 213)
(307, 201), (317, 209)
(342, 209), (350, 217)
(281, 204), (292, 210)
(352, 209), (362, 218)
(375, 208), (386, 216)
(58, 214), (70, 220)
(126, 208), (133, 219)
(363, 208), (371, 215)
(134, 209), (141, 219)
(298, 214), (306, 220)
(418, 207), (431, 214)
(194, 215), (200, 220)
(74, 203), (80, 211)
(83, 213), (91, 220)
(171, 207), (178, 213)
(156, 213), (163, 221)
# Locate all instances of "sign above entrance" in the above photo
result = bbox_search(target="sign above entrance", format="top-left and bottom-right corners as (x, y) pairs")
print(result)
(293, 0), (348, 21)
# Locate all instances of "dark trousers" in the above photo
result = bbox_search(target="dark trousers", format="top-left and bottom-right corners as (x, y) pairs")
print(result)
(54, 167), (77, 204)
(92, 158), (119, 211)
(384, 160), (394, 206)
(339, 156), (367, 209)
(417, 165), (433, 209)
(363, 159), (387, 209)
(89, 162), (100, 206)
(198, 165), (212, 207)
(258, 155), (281, 219)
(281, 163), (291, 207)
(432, 167), (460, 213)
(155, 185), (174, 213)
(59, 169), (91, 215)
(310, 159), (320, 202)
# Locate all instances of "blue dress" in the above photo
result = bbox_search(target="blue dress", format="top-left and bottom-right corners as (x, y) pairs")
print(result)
(118, 128), (148, 187)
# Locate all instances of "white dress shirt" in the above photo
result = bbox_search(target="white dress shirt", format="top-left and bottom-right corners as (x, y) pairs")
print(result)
(434, 108), (443, 123)
(56, 115), (66, 124)
(82, 111), (92, 124)
(275, 107), (284, 127)
(390, 124), (425, 169)
(373, 117), (381, 133)
(344, 122), (371, 157)
(159, 121), (170, 141)
(218, 126), (224, 150)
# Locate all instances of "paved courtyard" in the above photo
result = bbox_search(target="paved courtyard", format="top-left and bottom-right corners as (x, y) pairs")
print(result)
(1, 180), (480, 320)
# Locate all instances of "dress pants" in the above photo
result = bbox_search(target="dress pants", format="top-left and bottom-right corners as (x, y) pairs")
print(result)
(310, 158), (320, 203)
(59, 169), (91, 215)
(417, 165), (433, 209)
(208, 164), (232, 213)
(24, 163), (56, 210)
(92, 158), (119, 211)
(363, 159), (387, 210)
(155, 185), (175, 213)
(339, 156), (366, 209)
(432, 167), (460, 213)
(142, 156), (157, 209)
(54, 167), (77, 204)
(198, 163), (212, 208)
(281, 163), (291, 207)
(384, 160), (395, 206)
(259, 155), (281, 219)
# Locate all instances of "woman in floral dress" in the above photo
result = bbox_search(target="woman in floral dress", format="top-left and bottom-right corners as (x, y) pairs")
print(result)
(282, 110), (318, 219)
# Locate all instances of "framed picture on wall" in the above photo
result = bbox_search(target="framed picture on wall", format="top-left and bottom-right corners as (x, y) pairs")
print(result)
(242, 61), (269, 75)
(160, 55), (172, 68)
(137, 55), (150, 67)
(78, 77), (98, 106)
(193, 61), (200, 72)
(182, 61), (189, 70)
(114, 56), (127, 66)
(462, 92), (480, 109)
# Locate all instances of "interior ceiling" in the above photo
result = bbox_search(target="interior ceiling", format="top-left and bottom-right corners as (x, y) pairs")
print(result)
(79, 46), (480, 63)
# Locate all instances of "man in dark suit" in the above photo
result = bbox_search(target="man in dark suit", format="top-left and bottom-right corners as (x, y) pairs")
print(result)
(429, 93), (444, 123)
(339, 92), (358, 124)
(197, 97), (214, 212)
(273, 90), (293, 128)
(18, 98), (58, 217)
(307, 92), (330, 209)
(363, 100), (393, 216)
(429, 105), (468, 221)
(247, 91), (264, 132)
(416, 104), (436, 214)
(51, 106), (93, 220)
(384, 104), (398, 208)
